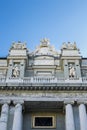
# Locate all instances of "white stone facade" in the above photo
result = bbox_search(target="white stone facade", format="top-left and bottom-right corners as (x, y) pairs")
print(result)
(0, 39), (87, 130)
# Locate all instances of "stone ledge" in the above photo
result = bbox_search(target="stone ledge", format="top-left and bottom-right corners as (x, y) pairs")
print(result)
(0, 83), (87, 91)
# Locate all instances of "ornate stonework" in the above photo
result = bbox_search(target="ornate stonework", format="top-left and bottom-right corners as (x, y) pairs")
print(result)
(32, 38), (59, 56)
(62, 42), (78, 50)
(11, 42), (26, 50)
(0, 39), (87, 130)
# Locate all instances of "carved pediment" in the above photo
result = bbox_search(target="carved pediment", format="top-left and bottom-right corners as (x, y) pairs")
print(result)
(32, 38), (60, 57)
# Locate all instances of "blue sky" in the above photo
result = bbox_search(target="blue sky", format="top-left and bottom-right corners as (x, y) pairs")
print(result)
(0, 0), (87, 57)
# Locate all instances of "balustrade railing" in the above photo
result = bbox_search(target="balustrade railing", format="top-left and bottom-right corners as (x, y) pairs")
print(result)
(23, 77), (65, 83)
(82, 77), (87, 82)
(0, 76), (87, 84)
(0, 77), (6, 83)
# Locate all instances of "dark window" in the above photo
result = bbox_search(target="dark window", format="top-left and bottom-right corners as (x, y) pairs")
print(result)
(35, 117), (53, 126)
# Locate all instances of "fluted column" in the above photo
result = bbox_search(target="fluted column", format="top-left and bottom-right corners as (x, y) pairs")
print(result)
(0, 103), (9, 130)
(65, 103), (75, 130)
(12, 103), (23, 130)
(79, 104), (87, 130)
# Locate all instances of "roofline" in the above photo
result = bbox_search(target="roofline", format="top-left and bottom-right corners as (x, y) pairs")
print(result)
(0, 57), (7, 59)
(82, 57), (87, 59)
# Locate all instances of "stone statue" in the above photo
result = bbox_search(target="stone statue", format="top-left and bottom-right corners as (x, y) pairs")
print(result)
(12, 64), (20, 77)
(22, 43), (26, 49)
(67, 42), (74, 49)
(73, 42), (77, 49)
(40, 38), (50, 47)
(69, 64), (76, 77)
(62, 42), (67, 49)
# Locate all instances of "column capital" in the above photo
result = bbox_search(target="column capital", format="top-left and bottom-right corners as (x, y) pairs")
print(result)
(64, 100), (75, 105)
(13, 100), (24, 105)
(77, 100), (87, 105)
(0, 100), (11, 105)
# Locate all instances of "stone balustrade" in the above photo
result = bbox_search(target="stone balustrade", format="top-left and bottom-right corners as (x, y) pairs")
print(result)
(0, 77), (6, 83)
(82, 77), (87, 82)
(23, 77), (65, 83)
(0, 76), (85, 84)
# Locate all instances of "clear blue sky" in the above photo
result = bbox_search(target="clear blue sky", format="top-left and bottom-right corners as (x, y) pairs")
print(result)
(0, 0), (87, 57)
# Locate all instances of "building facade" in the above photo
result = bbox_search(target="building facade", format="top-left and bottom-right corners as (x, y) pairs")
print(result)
(0, 39), (87, 130)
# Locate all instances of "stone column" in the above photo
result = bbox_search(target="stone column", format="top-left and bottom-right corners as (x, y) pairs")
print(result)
(0, 103), (9, 130)
(12, 103), (23, 130)
(79, 104), (87, 130)
(65, 103), (75, 130)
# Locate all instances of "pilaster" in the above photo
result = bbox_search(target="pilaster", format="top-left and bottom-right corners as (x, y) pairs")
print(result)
(75, 60), (81, 78)
(63, 60), (69, 79)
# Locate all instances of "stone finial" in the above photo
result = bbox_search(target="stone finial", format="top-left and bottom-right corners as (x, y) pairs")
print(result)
(40, 38), (50, 47)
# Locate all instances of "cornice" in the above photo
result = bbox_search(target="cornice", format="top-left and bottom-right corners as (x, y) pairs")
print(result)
(32, 65), (56, 69)
(0, 83), (87, 91)
(61, 56), (82, 60)
(7, 56), (27, 60)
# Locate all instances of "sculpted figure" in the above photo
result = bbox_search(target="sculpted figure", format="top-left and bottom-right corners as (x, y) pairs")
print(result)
(69, 64), (76, 77)
(12, 43), (16, 49)
(22, 43), (26, 49)
(67, 42), (73, 49)
(12, 64), (20, 77)
(73, 42), (77, 49)
(62, 42), (67, 49)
